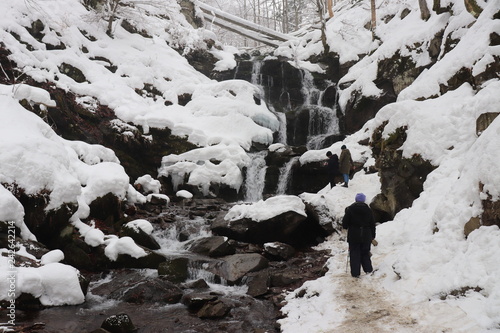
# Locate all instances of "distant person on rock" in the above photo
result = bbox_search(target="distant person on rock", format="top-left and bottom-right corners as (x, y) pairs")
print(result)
(342, 193), (376, 278)
(339, 145), (353, 188)
(325, 151), (340, 188)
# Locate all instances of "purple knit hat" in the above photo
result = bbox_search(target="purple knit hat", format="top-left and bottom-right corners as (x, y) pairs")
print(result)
(355, 193), (366, 202)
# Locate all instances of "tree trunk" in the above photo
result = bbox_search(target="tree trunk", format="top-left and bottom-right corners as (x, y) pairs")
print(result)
(327, 0), (333, 18)
(316, 0), (329, 55)
(370, 0), (376, 40)
(106, 0), (120, 37)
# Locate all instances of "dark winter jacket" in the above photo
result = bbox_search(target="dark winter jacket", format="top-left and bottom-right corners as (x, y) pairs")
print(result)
(327, 154), (340, 175)
(339, 148), (353, 174)
(342, 202), (376, 243)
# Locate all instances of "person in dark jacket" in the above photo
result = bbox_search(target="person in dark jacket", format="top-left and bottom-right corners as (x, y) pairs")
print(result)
(342, 193), (376, 278)
(325, 151), (340, 188)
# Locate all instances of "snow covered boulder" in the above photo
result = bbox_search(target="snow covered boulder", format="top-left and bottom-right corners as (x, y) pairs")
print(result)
(121, 219), (161, 250)
(211, 196), (328, 247)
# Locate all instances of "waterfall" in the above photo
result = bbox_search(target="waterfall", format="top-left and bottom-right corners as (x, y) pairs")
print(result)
(276, 156), (299, 195)
(275, 111), (287, 144)
(251, 60), (263, 86)
(301, 70), (340, 149)
(233, 61), (240, 79)
(306, 105), (340, 150)
(243, 151), (268, 202)
(301, 70), (321, 105)
(251, 59), (287, 145)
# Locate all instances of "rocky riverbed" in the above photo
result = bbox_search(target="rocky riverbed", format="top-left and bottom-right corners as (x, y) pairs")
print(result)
(8, 198), (331, 333)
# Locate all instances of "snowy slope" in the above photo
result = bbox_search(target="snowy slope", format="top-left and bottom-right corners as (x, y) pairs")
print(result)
(277, 0), (500, 332)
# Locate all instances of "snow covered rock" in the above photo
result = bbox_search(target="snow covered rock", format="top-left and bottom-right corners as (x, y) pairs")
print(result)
(211, 196), (328, 247)
(121, 220), (161, 251)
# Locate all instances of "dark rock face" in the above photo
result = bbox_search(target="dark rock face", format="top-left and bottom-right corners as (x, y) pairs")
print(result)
(158, 257), (190, 283)
(480, 183), (500, 229)
(369, 124), (435, 221)
(42, 84), (198, 182)
(4, 184), (77, 249)
(211, 209), (328, 248)
(476, 112), (499, 136)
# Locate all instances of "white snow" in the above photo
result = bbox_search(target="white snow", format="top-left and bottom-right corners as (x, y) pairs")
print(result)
(104, 236), (147, 261)
(134, 175), (161, 194)
(40, 250), (65, 265)
(176, 190), (194, 199)
(224, 195), (307, 222)
(125, 219), (154, 235)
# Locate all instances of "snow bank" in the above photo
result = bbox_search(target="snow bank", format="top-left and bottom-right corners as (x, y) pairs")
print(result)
(0, 255), (85, 306)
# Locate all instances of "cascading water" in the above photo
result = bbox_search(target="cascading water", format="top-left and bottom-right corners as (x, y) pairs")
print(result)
(243, 151), (268, 202)
(276, 156), (299, 195)
(274, 111), (287, 144)
(301, 70), (340, 150)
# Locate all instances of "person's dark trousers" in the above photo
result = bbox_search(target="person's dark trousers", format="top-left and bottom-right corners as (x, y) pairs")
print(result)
(349, 242), (373, 277)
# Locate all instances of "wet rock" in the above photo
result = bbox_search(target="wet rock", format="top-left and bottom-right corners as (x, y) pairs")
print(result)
(119, 278), (183, 304)
(246, 271), (270, 297)
(92, 270), (183, 305)
(182, 279), (210, 290)
(158, 257), (189, 283)
(197, 299), (231, 319)
(186, 236), (236, 257)
(181, 292), (218, 311)
(101, 313), (137, 333)
(218, 253), (269, 283)
(263, 242), (295, 261)
(120, 224), (161, 250)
